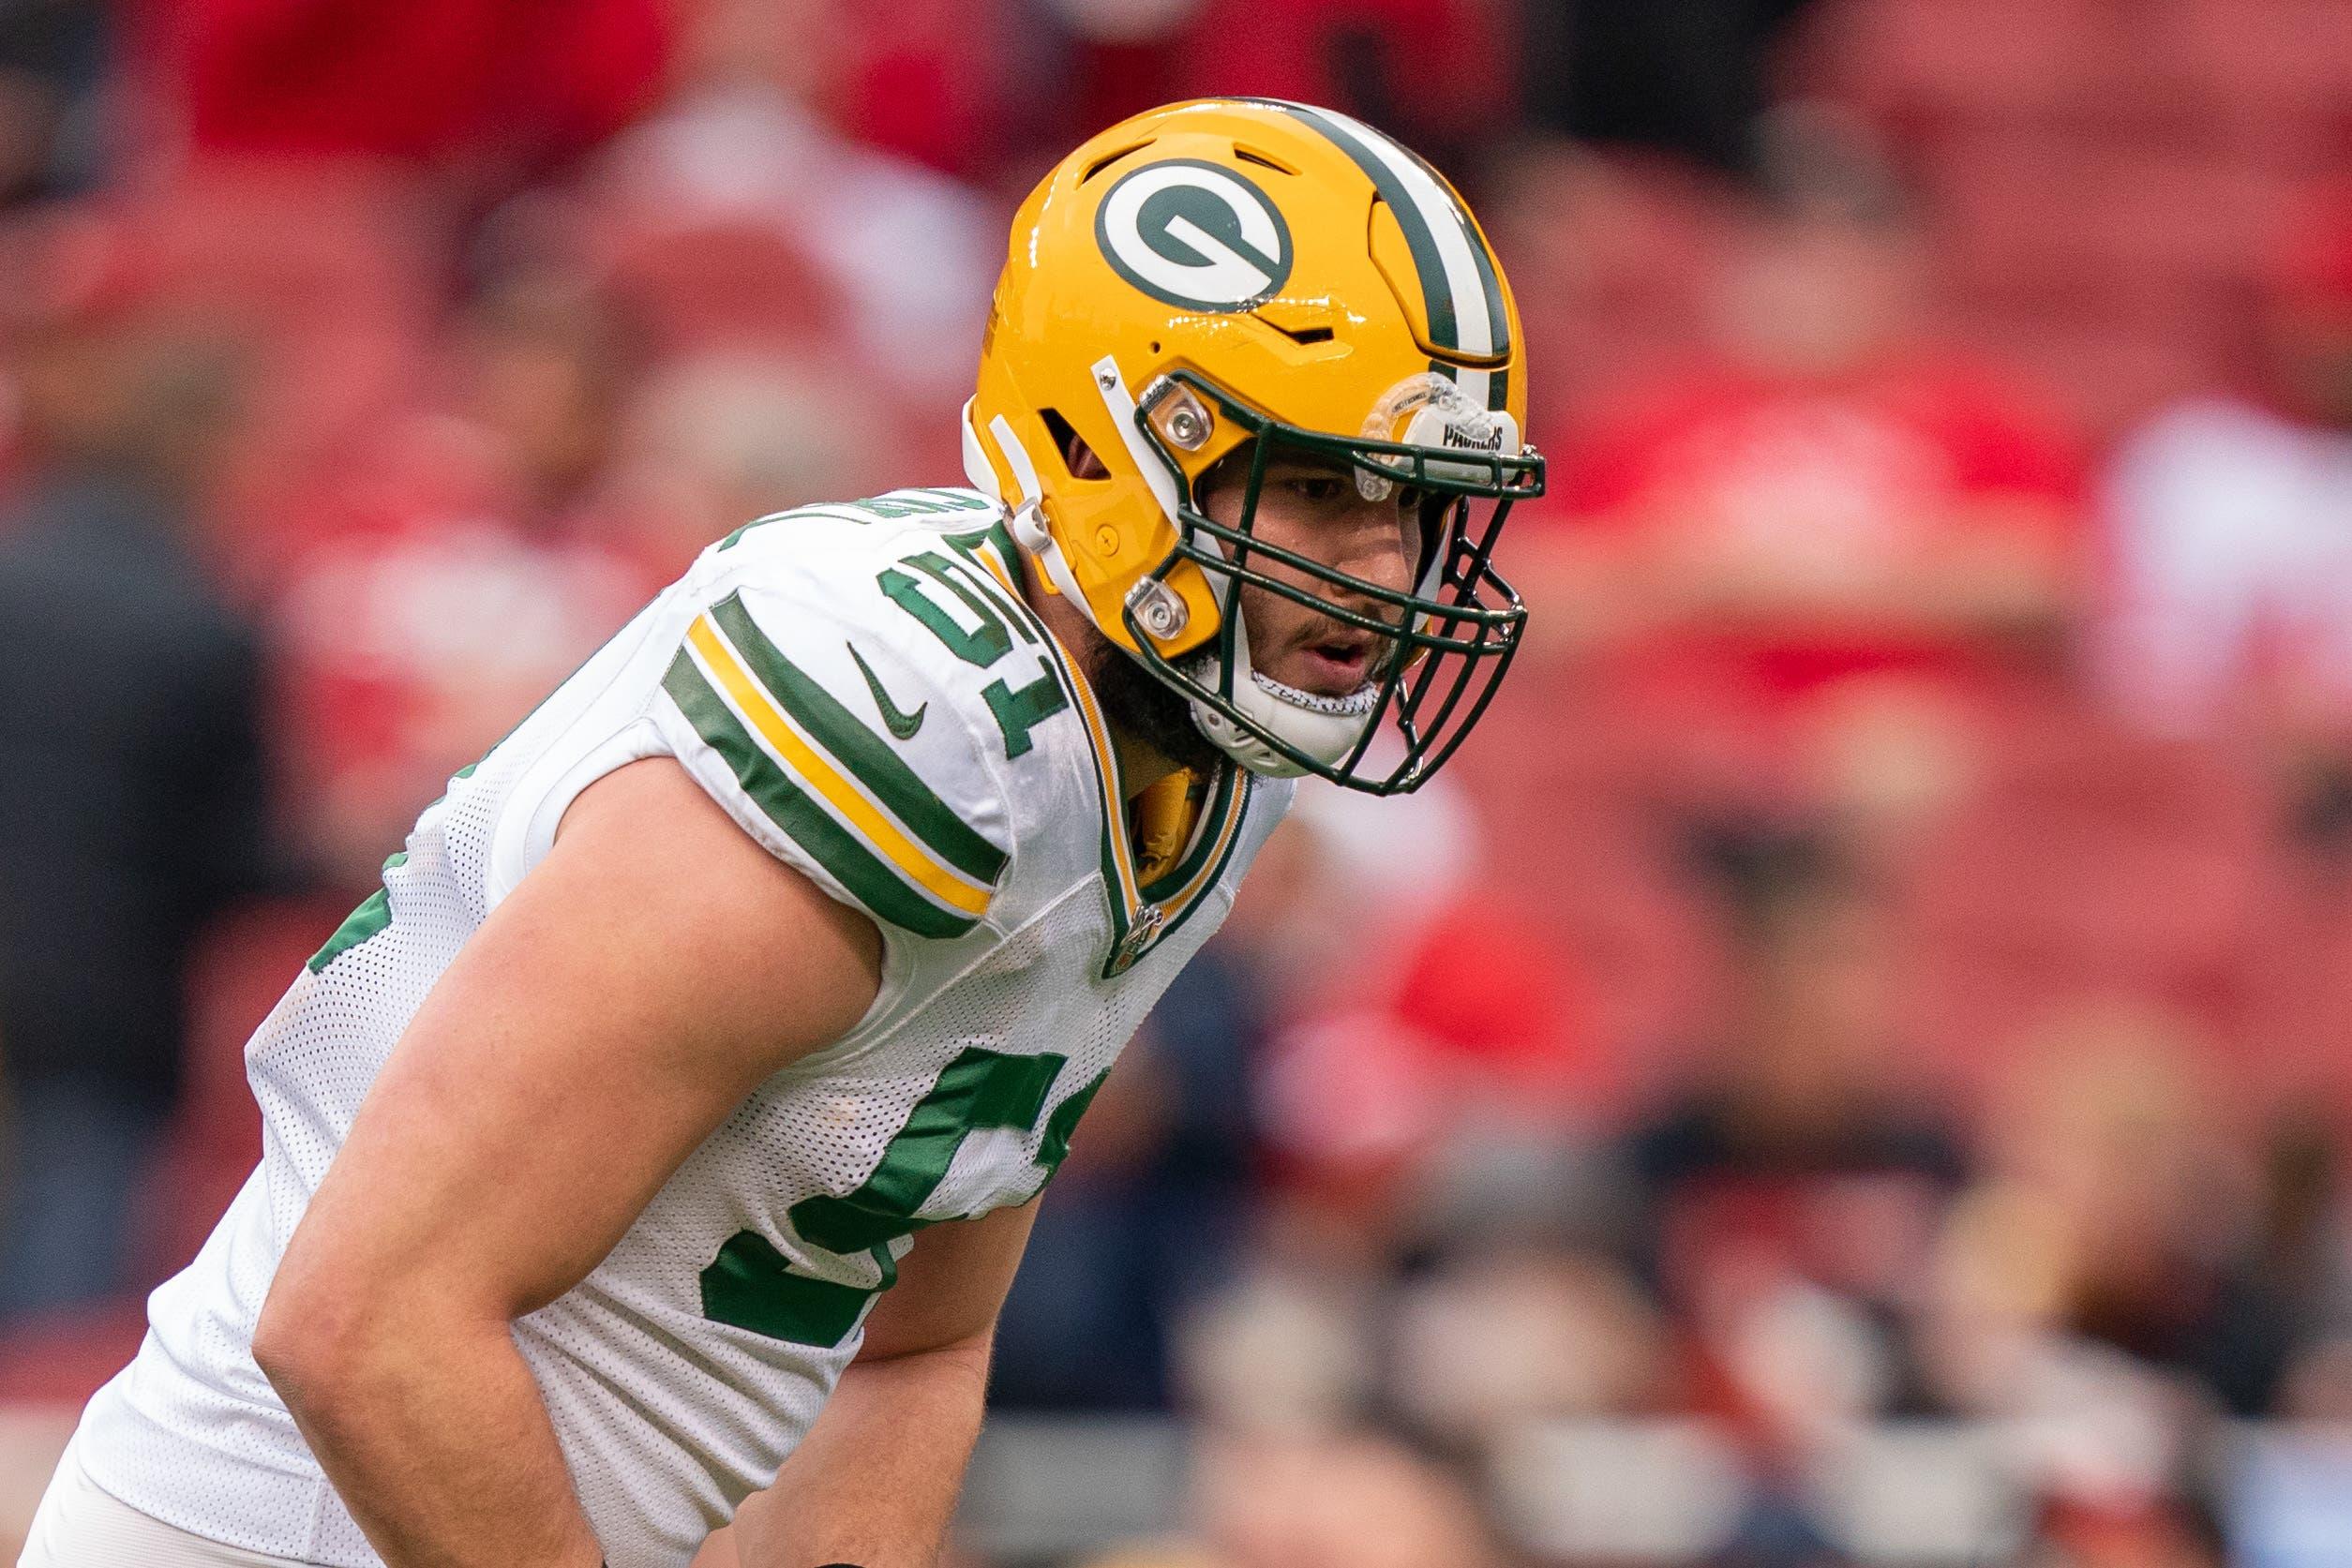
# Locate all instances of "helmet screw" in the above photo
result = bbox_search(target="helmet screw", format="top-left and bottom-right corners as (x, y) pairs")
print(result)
(1148, 387), (1215, 452)
(1126, 578), (1191, 640)
(1097, 367), (1118, 390)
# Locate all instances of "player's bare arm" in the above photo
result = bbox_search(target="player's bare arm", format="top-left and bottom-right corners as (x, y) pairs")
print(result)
(255, 757), (883, 1567)
(701, 1200), (1041, 1568)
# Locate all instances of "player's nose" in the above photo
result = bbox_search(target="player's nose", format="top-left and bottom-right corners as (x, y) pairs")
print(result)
(1326, 500), (1416, 605)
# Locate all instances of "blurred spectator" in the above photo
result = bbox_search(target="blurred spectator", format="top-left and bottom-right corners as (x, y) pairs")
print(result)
(1921, 1004), (2247, 1561)
(1026, 0), (1506, 179)
(1391, 1243), (1669, 1439)
(2201, 1113), (2352, 1421)
(1531, 112), (2083, 851)
(1606, 850), (1970, 1564)
(0, 0), (108, 205)
(1178, 1262), (1380, 1433)
(145, 0), (670, 191)
(0, 292), (269, 1320)
(1522, 0), (1828, 177)
(1476, 142), (1741, 437)
(1616, 852), (1966, 1431)
(601, 351), (901, 579)
(2103, 187), (2352, 853)
(1191, 1428), (1510, 1568)
(270, 267), (651, 889)
(992, 947), (1272, 1411)
(592, 0), (997, 417)
(1226, 772), (1600, 1296)
(1946, 1005), (2242, 1394)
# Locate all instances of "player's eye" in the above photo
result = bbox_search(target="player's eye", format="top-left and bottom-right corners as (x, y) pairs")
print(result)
(1283, 474), (1349, 505)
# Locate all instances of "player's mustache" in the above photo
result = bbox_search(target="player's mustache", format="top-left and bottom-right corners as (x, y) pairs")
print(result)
(1291, 605), (1410, 680)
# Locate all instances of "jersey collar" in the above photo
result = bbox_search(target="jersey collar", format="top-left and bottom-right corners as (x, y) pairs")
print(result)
(948, 521), (1254, 978)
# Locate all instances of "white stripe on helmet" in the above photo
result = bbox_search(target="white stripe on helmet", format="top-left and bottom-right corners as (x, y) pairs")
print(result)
(1311, 109), (1495, 361)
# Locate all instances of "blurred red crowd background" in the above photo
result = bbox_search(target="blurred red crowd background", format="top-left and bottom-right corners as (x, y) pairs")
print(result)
(1, 2), (2350, 1565)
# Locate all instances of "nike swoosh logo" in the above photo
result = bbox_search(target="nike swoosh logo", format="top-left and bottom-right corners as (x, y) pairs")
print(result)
(848, 643), (927, 739)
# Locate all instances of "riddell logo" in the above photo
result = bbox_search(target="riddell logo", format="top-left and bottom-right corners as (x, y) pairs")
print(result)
(1442, 422), (1504, 452)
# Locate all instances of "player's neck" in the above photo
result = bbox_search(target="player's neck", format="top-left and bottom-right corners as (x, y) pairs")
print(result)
(1018, 563), (1189, 802)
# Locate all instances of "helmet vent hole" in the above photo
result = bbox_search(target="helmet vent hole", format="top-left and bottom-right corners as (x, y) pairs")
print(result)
(1040, 408), (1107, 480)
(1255, 316), (1334, 346)
(1233, 145), (1297, 175)
(1079, 140), (1153, 184)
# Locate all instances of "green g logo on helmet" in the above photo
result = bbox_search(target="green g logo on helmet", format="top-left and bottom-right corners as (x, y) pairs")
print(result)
(1094, 159), (1294, 312)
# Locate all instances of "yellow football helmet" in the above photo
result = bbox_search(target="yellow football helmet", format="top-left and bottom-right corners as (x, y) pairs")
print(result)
(963, 97), (1539, 794)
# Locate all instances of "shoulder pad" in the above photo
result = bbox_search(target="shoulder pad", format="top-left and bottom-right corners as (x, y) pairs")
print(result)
(652, 544), (1035, 940)
(708, 487), (1007, 554)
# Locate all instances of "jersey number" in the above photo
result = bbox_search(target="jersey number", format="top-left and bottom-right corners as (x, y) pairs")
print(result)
(876, 552), (1069, 759)
(699, 1047), (1104, 1348)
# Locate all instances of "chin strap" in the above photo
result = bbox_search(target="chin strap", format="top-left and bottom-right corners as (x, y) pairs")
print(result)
(961, 397), (1098, 624)
(1087, 354), (1187, 530)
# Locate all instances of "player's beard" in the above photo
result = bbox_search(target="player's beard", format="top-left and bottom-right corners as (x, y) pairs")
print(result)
(1082, 626), (1229, 780)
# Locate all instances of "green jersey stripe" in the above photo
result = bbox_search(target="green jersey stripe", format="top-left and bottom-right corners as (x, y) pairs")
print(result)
(307, 851), (410, 973)
(663, 651), (978, 939)
(788, 1047), (1066, 1255)
(707, 593), (1008, 888)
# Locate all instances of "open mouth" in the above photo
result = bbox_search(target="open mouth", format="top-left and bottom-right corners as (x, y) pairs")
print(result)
(1299, 633), (1379, 692)
(1298, 611), (1420, 692)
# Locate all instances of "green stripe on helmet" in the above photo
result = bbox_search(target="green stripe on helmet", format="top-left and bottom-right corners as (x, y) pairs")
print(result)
(1242, 97), (1513, 377)
(1394, 136), (1512, 363)
(1254, 98), (1460, 352)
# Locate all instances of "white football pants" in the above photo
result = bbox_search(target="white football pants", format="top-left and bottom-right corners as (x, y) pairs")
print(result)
(19, 1437), (321, 1567)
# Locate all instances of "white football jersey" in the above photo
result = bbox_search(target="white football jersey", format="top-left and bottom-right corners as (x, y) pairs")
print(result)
(76, 487), (1291, 1567)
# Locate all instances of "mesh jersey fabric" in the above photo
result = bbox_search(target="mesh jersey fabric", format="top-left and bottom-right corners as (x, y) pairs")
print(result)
(21, 1433), (321, 1566)
(74, 489), (1293, 1568)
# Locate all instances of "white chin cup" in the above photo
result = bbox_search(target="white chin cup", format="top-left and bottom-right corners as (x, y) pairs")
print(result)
(1181, 611), (1379, 777)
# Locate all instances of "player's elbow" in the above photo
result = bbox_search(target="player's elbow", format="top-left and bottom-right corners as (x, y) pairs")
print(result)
(254, 1252), (454, 1414)
(252, 1266), (371, 1411)
(853, 1323), (996, 1379)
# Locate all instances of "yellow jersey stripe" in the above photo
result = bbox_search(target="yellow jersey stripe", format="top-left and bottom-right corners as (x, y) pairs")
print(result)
(1040, 633), (1139, 908)
(687, 617), (992, 918)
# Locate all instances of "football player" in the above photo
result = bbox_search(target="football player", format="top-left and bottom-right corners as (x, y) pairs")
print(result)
(21, 97), (1538, 1568)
